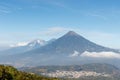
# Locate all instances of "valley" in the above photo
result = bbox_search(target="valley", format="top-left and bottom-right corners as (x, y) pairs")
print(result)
(21, 63), (120, 79)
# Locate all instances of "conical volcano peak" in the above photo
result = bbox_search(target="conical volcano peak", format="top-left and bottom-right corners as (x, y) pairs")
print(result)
(66, 31), (79, 36)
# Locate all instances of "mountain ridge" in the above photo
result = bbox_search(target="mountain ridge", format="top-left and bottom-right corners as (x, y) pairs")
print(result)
(27, 31), (119, 55)
(0, 39), (46, 56)
(0, 31), (120, 67)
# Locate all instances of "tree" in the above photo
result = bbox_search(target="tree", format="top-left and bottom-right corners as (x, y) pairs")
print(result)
(0, 68), (13, 80)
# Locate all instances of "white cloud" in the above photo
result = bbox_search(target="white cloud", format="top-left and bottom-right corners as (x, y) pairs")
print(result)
(69, 51), (80, 57)
(10, 42), (29, 47)
(0, 9), (10, 13)
(43, 27), (67, 36)
(48, 27), (66, 33)
(86, 13), (107, 20)
(80, 51), (120, 59)
(0, 3), (11, 14)
(0, 2), (23, 15)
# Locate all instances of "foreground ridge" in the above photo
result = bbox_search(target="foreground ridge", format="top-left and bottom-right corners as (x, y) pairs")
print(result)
(0, 65), (59, 80)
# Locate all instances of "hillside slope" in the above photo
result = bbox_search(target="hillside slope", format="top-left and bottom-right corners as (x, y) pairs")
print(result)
(0, 65), (59, 80)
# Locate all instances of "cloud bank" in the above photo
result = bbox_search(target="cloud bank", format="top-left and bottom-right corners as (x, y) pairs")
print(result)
(81, 51), (120, 59)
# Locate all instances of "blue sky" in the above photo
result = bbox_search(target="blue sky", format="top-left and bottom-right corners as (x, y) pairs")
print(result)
(0, 0), (120, 49)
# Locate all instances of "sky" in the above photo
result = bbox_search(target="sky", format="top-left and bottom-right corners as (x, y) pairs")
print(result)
(0, 0), (120, 49)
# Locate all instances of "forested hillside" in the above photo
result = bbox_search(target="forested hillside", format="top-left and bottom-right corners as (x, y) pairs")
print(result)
(0, 65), (59, 80)
(0, 64), (120, 80)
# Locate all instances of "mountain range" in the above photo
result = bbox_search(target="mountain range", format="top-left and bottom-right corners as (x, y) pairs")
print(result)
(0, 31), (120, 67)
(26, 31), (119, 55)
(0, 39), (45, 56)
(0, 39), (56, 56)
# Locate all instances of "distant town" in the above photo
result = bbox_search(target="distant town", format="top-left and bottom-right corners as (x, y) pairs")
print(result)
(42, 70), (110, 78)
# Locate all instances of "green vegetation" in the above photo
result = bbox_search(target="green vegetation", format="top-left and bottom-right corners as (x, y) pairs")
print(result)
(0, 65), (59, 80)
(0, 64), (120, 80)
